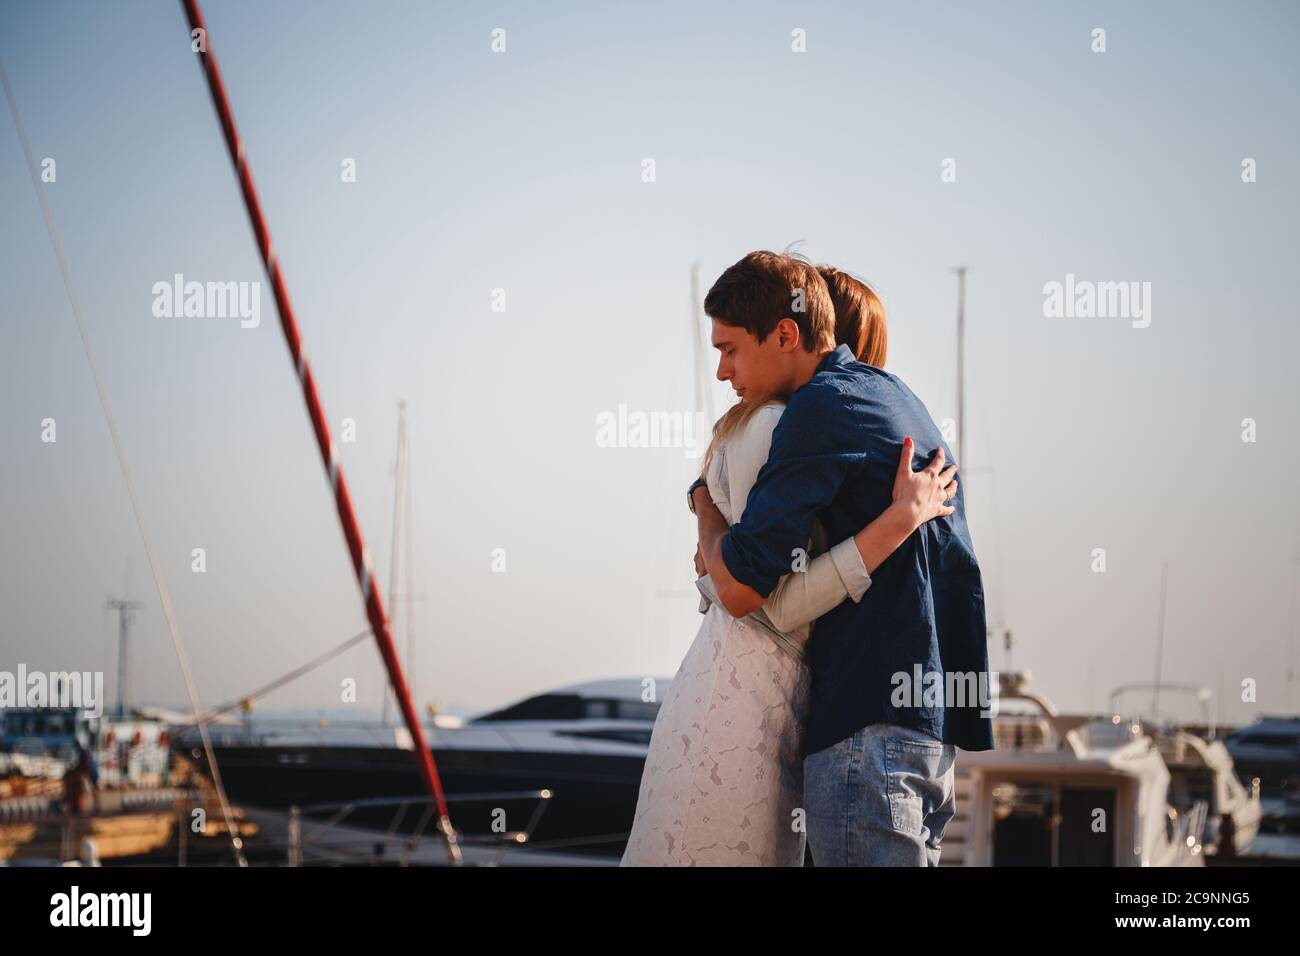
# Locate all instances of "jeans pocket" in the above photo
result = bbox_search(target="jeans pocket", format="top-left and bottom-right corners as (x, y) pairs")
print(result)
(883, 735), (949, 837)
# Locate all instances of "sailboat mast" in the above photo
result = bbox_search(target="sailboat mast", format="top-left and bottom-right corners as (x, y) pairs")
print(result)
(1152, 561), (1169, 720)
(691, 263), (714, 422)
(405, 449), (417, 715)
(954, 266), (967, 465)
(383, 402), (408, 727)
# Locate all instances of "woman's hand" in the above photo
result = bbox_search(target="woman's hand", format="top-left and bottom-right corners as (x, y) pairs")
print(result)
(852, 438), (958, 575)
(892, 437), (958, 528)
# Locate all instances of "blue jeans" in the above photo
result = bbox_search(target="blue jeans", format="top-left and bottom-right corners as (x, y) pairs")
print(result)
(804, 722), (956, 866)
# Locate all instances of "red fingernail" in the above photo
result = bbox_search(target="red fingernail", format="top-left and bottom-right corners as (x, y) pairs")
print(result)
(904, 436), (912, 445)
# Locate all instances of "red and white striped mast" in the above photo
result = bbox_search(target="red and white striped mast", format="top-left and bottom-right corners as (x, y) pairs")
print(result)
(179, 0), (459, 863)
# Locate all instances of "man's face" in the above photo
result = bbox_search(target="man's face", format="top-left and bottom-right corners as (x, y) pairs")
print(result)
(711, 317), (790, 403)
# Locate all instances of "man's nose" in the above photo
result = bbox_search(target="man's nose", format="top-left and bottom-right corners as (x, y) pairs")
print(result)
(716, 360), (730, 382)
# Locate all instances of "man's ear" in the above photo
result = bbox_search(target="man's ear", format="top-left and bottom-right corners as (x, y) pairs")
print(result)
(775, 317), (802, 353)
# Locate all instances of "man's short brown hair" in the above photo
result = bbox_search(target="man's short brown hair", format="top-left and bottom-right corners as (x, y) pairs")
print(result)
(703, 250), (836, 354)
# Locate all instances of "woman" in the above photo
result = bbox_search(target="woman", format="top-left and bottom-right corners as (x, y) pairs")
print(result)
(620, 269), (957, 866)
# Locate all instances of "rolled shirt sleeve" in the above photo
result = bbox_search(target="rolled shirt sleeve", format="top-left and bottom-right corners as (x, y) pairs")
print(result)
(761, 535), (873, 634)
(828, 537), (872, 603)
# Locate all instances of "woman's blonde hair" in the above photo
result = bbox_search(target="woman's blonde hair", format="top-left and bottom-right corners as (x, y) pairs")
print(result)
(698, 267), (887, 477)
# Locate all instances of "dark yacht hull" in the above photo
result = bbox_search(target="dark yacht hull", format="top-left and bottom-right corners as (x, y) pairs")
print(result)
(186, 741), (647, 856)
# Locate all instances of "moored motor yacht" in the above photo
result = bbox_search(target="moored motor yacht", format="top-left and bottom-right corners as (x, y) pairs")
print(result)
(1104, 683), (1261, 858)
(941, 671), (1207, 867)
(175, 678), (669, 856)
(1224, 715), (1300, 797)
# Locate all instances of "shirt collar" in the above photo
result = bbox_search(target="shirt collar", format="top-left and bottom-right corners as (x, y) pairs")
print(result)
(818, 343), (855, 373)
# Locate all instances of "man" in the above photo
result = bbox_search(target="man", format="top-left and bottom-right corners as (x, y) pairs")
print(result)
(691, 251), (994, 866)
(64, 739), (99, 816)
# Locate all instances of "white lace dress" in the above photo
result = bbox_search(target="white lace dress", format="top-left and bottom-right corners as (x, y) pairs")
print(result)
(620, 402), (873, 866)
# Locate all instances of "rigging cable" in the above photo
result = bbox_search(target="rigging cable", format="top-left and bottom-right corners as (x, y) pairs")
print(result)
(1, 58), (248, 867)
(173, 628), (372, 732)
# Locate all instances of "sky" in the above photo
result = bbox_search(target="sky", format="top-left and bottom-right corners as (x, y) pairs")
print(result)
(1, 0), (1297, 729)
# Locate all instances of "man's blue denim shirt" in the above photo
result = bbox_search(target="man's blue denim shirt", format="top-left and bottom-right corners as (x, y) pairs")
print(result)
(719, 345), (996, 756)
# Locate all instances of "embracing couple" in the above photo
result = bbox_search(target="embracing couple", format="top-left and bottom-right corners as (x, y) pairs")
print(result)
(621, 250), (995, 867)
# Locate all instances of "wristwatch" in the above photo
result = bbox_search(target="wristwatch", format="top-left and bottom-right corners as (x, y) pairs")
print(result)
(687, 477), (707, 515)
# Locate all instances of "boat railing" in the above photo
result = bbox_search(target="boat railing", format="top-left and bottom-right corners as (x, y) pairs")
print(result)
(285, 789), (556, 866)
(992, 711), (1120, 754)
(177, 719), (425, 750)
(1171, 798), (1210, 860)
(1108, 684), (1217, 740)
